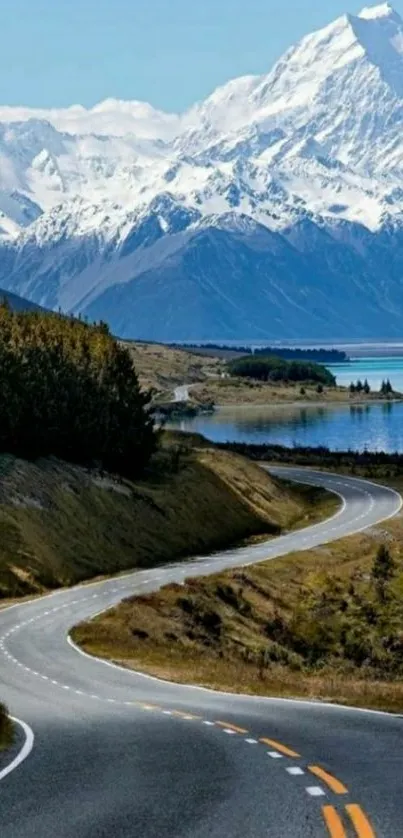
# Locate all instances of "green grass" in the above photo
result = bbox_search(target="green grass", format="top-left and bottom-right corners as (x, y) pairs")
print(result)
(0, 434), (334, 599)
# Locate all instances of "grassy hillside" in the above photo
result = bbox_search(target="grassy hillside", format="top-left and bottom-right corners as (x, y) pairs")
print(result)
(0, 704), (13, 750)
(122, 342), (221, 398)
(0, 434), (333, 599)
(74, 493), (403, 714)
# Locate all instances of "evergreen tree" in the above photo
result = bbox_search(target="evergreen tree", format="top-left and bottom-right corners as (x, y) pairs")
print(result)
(380, 379), (393, 396)
(0, 304), (156, 476)
(363, 379), (371, 394)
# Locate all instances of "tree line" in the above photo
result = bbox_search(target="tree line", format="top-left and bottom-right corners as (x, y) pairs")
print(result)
(0, 303), (156, 476)
(227, 355), (336, 386)
(175, 343), (348, 363)
(219, 441), (403, 476)
(253, 347), (347, 363)
(349, 378), (393, 395)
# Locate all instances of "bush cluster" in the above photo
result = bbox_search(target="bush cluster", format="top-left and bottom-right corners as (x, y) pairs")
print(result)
(227, 355), (335, 386)
(265, 546), (403, 676)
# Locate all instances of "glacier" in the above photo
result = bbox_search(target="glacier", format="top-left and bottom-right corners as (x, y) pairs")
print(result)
(1, 3), (403, 340)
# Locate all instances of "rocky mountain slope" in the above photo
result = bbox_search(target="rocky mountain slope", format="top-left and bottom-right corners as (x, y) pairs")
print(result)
(0, 287), (43, 312)
(1, 4), (403, 340)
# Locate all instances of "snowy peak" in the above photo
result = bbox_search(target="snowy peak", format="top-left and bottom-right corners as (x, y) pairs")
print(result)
(350, 4), (403, 96)
(264, 2), (403, 102)
(358, 3), (400, 20)
(183, 4), (403, 158)
(3, 3), (403, 243)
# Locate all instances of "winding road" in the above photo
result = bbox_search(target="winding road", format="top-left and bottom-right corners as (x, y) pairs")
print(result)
(0, 467), (402, 838)
(173, 384), (191, 402)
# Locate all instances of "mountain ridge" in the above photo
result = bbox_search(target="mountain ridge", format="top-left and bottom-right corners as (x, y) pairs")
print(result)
(2, 4), (403, 340)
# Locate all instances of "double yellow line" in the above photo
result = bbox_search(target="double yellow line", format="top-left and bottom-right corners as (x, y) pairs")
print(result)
(159, 713), (376, 836)
(323, 804), (375, 837)
(218, 726), (376, 836)
(309, 765), (374, 836)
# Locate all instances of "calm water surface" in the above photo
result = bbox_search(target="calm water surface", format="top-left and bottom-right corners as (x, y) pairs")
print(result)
(328, 356), (403, 392)
(169, 356), (403, 453)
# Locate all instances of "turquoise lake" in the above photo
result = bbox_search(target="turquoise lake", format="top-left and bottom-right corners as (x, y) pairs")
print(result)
(169, 356), (403, 453)
(327, 356), (403, 393)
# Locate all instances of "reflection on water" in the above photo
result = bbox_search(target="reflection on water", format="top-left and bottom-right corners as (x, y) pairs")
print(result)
(170, 401), (403, 453)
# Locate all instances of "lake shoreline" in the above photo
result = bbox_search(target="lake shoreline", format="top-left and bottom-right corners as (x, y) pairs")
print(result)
(214, 396), (403, 410)
(167, 355), (403, 453)
(192, 376), (403, 408)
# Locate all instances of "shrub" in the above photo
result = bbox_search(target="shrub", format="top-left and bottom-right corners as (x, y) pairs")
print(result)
(372, 544), (396, 602)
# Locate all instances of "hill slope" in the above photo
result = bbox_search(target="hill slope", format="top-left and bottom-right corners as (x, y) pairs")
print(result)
(0, 437), (332, 599)
(73, 483), (403, 713)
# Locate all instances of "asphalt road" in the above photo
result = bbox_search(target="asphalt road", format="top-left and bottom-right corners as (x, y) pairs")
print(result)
(0, 467), (402, 838)
(173, 384), (190, 402)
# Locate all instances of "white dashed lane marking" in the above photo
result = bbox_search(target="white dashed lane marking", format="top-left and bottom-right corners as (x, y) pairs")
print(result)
(0, 472), (398, 820)
(306, 787), (326, 797)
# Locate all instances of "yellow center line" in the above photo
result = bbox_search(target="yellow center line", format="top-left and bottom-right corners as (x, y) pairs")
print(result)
(309, 765), (348, 795)
(170, 710), (201, 719)
(259, 737), (300, 758)
(322, 806), (347, 838)
(215, 721), (248, 734)
(141, 704), (160, 711)
(346, 804), (376, 838)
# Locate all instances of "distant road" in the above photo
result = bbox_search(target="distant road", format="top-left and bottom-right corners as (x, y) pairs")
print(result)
(0, 468), (402, 837)
(173, 383), (190, 401)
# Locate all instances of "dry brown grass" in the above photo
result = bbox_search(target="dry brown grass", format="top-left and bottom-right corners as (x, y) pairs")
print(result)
(122, 341), (222, 397)
(191, 377), (401, 406)
(0, 434), (331, 598)
(74, 507), (403, 714)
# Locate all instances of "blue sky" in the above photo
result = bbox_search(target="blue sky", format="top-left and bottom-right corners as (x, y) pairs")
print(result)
(1, 0), (402, 111)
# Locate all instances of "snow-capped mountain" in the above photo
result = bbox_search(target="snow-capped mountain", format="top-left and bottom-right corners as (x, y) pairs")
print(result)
(2, 3), (403, 340)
